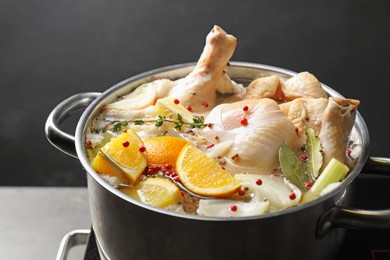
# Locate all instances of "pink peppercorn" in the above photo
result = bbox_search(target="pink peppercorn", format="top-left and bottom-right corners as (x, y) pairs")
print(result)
(230, 205), (238, 212)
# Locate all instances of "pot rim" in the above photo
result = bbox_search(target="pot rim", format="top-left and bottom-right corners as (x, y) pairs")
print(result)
(75, 61), (370, 221)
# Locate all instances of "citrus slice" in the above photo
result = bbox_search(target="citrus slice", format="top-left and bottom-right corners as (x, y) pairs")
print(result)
(152, 97), (194, 123)
(121, 177), (180, 208)
(144, 136), (189, 167)
(91, 151), (126, 181)
(100, 129), (147, 184)
(176, 144), (240, 197)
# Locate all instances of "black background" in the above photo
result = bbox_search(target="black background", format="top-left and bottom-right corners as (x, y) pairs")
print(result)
(1, 0), (390, 186)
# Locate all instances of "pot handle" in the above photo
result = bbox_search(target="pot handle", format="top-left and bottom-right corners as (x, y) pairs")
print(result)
(317, 206), (390, 238)
(362, 156), (390, 175)
(317, 156), (390, 238)
(45, 92), (101, 158)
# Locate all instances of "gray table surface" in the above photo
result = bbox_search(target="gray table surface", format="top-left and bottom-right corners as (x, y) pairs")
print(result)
(0, 187), (91, 260)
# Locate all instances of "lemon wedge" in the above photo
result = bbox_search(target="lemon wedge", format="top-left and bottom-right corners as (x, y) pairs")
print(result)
(121, 177), (180, 208)
(152, 97), (194, 123)
(91, 151), (126, 181)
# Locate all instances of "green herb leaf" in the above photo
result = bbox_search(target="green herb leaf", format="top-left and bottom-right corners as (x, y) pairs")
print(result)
(191, 116), (205, 128)
(110, 121), (128, 132)
(155, 115), (165, 127)
(305, 125), (323, 179)
(134, 119), (145, 125)
(175, 113), (184, 130)
(279, 143), (310, 191)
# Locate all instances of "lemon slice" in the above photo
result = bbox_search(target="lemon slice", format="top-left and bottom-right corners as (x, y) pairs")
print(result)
(152, 97), (194, 123)
(121, 177), (180, 208)
(176, 144), (240, 197)
(144, 136), (189, 167)
(100, 129), (147, 184)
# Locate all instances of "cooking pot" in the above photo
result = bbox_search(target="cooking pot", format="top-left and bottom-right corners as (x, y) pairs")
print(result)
(45, 62), (390, 260)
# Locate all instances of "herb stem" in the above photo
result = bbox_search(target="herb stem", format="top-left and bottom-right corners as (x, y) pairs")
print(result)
(109, 115), (207, 133)
(132, 116), (207, 129)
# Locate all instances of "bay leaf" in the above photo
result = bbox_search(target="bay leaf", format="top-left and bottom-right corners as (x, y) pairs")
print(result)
(279, 143), (309, 191)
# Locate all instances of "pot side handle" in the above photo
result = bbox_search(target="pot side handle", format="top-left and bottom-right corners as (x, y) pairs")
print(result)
(317, 156), (390, 238)
(317, 206), (390, 238)
(45, 92), (101, 158)
(362, 156), (390, 175)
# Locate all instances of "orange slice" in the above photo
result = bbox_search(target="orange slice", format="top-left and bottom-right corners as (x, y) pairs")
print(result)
(121, 177), (180, 208)
(100, 129), (147, 184)
(176, 144), (240, 197)
(143, 136), (189, 167)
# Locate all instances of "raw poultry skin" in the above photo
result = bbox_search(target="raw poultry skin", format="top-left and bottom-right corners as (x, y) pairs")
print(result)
(244, 75), (284, 101)
(201, 98), (296, 174)
(280, 96), (359, 167)
(245, 71), (359, 169)
(283, 72), (328, 100)
(167, 25), (243, 112)
(244, 72), (327, 102)
(319, 97), (360, 169)
(279, 97), (329, 141)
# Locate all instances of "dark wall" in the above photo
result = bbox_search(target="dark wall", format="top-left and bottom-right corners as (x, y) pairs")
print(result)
(1, 0), (389, 186)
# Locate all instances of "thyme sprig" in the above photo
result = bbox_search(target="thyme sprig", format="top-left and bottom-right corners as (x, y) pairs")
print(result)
(191, 116), (205, 128)
(109, 114), (207, 133)
(153, 114), (205, 131)
(110, 121), (128, 132)
(174, 114), (184, 130)
(134, 119), (145, 125)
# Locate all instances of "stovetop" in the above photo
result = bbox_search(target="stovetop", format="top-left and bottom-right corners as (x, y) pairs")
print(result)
(79, 173), (390, 260)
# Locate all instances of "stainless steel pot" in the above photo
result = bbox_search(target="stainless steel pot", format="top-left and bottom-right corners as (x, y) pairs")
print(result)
(45, 62), (390, 260)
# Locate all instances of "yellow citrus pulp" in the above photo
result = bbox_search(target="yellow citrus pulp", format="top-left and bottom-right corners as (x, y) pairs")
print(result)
(151, 97), (194, 123)
(91, 129), (147, 184)
(121, 177), (180, 208)
(143, 136), (189, 167)
(176, 144), (240, 197)
(91, 151), (127, 181)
